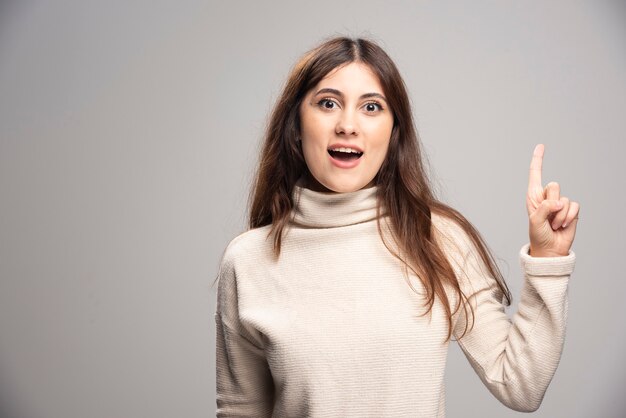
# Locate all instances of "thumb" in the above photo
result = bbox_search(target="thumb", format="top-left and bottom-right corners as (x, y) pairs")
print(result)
(530, 199), (563, 225)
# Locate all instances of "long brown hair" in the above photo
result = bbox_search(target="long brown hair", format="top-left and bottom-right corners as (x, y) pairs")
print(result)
(247, 36), (511, 341)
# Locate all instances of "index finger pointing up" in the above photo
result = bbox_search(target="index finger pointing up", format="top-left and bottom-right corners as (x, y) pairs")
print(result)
(528, 144), (544, 191)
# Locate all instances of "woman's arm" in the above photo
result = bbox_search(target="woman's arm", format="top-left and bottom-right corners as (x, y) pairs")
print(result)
(452, 144), (580, 411)
(215, 249), (274, 417)
(452, 243), (575, 412)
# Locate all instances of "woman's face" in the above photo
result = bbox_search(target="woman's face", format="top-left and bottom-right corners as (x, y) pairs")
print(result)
(298, 62), (394, 193)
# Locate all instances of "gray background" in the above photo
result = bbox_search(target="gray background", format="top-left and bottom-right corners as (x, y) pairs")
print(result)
(1, 1), (624, 417)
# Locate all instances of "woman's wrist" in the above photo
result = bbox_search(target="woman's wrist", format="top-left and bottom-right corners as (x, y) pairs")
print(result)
(528, 245), (567, 258)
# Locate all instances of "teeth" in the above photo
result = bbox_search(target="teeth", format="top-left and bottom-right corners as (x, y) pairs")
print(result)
(330, 147), (362, 154)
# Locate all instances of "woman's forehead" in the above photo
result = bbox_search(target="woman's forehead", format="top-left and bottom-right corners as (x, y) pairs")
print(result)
(312, 62), (384, 94)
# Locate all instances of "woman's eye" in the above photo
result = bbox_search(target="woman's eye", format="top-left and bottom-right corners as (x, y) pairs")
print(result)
(364, 102), (382, 112)
(318, 99), (338, 110)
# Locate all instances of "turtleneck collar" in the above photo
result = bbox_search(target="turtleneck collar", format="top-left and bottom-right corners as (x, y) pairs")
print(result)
(290, 177), (381, 228)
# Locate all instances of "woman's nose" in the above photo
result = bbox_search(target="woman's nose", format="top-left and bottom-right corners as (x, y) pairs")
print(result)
(335, 110), (359, 136)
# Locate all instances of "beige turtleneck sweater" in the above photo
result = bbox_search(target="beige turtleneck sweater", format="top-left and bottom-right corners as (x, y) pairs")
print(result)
(214, 184), (576, 417)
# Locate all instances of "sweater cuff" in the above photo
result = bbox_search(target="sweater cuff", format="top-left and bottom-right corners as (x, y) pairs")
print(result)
(519, 243), (576, 277)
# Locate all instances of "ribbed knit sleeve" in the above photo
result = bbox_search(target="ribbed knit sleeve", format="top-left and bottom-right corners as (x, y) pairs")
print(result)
(215, 244), (274, 417)
(451, 239), (575, 412)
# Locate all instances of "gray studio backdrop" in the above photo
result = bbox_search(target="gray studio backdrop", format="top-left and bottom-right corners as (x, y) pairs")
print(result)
(0, 1), (624, 417)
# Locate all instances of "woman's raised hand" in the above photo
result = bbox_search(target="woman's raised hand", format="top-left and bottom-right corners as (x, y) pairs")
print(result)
(526, 144), (580, 257)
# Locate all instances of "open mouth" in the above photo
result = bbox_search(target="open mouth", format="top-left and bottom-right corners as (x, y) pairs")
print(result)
(327, 147), (364, 161)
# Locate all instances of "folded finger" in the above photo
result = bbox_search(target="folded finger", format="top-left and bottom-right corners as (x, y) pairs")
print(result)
(530, 199), (563, 226)
(551, 197), (570, 230)
(544, 181), (560, 202)
(562, 201), (580, 229)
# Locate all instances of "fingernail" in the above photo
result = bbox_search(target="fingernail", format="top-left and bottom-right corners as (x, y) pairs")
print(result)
(562, 222), (567, 228)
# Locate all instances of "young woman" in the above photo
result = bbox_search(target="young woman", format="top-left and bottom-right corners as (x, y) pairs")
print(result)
(214, 37), (579, 417)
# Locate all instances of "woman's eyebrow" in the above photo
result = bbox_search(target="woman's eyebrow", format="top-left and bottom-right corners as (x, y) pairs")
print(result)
(314, 88), (343, 97)
(360, 92), (388, 103)
(314, 88), (388, 103)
